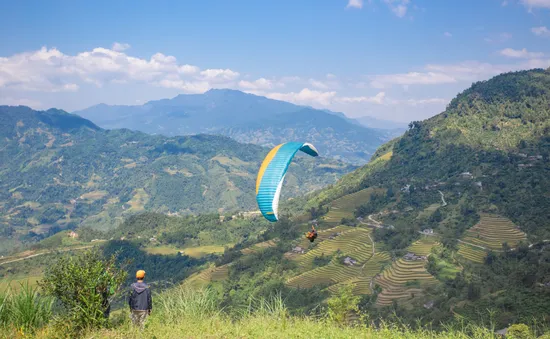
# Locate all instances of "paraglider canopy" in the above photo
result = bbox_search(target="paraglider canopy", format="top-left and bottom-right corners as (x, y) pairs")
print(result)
(256, 142), (319, 222)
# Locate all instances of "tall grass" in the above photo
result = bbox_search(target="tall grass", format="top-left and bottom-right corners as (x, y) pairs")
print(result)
(74, 286), (509, 339)
(0, 281), (54, 334)
(154, 286), (221, 324)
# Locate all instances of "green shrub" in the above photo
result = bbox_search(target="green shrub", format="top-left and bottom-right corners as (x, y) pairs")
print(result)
(326, 284), (360, 326)
(507, 324), (533, 339)
(39, 248), (127, 333)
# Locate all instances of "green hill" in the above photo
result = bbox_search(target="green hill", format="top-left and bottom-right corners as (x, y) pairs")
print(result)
(0, 105), (354, 254)
(178, 68), (550, 330)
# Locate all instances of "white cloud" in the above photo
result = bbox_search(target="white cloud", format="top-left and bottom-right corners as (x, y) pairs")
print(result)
(532, 26), (550, 37)
(521, 0), (550, 9)
(154, 79), (210, 93)
(500, 48), (544, 59)
(403, 98), (448, 106)
(338, 92), (386, 104)
(178, 64), (200, 75)
(370, 72), (456, 88)
(0, 46), (242, 94)
(384, 0), (410, 18)
(444, 32), (452, 37)
(238, 78), (273, 90)
(199, 69), (240, 82)
(309, 79), (329, 90)
(326, 73), (337, 79)
(280, 76), (301, 83)
(346, 0), (363, 9)
(112, 42), (130, 52)
(266, 88), (337, 106)
(0, 96), (43, 108)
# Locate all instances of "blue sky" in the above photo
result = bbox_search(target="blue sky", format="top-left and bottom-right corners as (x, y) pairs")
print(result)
(1, 0), (550, 122)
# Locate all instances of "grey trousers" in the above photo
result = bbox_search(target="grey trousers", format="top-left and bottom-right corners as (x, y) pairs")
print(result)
(130, 310), (149, 329)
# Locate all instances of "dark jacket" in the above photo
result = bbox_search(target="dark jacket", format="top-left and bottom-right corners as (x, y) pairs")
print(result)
(128, 282), (152, 311)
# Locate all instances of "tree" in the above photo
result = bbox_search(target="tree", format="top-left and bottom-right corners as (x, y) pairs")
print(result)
(39, 248), (128, 333)
(326, 284), (360, 326)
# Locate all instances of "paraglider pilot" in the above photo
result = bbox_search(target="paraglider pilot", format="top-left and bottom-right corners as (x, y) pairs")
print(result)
(306, 225), (318, 242)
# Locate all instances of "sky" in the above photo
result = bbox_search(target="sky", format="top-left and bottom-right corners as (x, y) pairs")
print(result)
(1, 0), (550, 122)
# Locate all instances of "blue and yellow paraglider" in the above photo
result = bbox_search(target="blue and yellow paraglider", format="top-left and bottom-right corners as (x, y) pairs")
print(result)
(256, 142), (319, 222)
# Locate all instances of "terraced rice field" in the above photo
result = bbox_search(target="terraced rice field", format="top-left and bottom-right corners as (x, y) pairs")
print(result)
(457, 243), (486, 263)
(374, 239), (439, 306)
(374, 258), (437, 306)
(461, 214), (527, 251)
(183, 264), (230, 289)
(321, 188), (385, 226)
(327, 252), (391, 295)
(407, 237), (440, 256)
(241, 239), (278, 255)
(286, 263), (363, 289)
(293, 228), (374, 269)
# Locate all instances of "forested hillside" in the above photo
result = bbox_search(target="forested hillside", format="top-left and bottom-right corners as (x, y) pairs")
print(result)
(0, 106), (353, 254)
(177, 69), (550, 331)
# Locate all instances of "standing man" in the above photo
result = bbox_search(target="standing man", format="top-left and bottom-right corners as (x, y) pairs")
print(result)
(128, 270), (152, 329)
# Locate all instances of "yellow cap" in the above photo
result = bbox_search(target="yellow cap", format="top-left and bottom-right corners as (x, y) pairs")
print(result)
(136, 270), (146, 279)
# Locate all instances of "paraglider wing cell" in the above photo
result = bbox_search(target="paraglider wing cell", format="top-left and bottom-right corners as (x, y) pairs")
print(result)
(256, 142), (319, 222)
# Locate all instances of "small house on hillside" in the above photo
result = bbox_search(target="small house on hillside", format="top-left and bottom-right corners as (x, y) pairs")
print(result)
(343, 257), (357, 266)
(401, 184), (411, 193)
(460, 172), (473, 179)
(328, 232), (341, 240)
(67, 231), (78, 239)
(292, 246), (305, 254)
(421, 229), (434, 235)
(423, 301), (435, 309)
(404, 252), (427, 261)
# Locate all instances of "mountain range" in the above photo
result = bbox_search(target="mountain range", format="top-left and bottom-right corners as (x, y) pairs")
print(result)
(0, 105), (355, 254)
(74, 89), (402, 165)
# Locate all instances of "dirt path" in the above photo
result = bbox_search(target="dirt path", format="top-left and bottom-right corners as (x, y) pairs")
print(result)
(438, 190), (447, 207)
(368, 214), (382, 225)
(0, 245), (96, 266)
(456, 239), (489, 251)
(363, 234), (378, 292)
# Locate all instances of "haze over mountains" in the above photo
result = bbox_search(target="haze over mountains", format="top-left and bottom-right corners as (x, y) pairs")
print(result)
(0, 105), (354, 255)
(75, 89), (404, 165)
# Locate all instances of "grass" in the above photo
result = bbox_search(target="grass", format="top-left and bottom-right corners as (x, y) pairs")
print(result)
(144, 245), (227, 258)
(0, 282), (54, 334)
(54, 286), (502, 339)
(416, 204), (441, 220)
(0, 276), (42, 293)
(80, 190), (108, 201)
(461, 213), (527, 251)
(182, 245), (227, 258)
(0, 283), (538, 338)
(126, 188), (149, 212)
